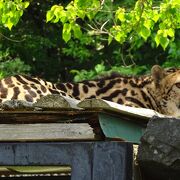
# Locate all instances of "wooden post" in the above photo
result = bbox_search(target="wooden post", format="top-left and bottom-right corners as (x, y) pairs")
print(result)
(0, 142), (133, 180)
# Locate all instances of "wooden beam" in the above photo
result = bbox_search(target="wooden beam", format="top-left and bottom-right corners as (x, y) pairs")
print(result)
(0, 123), (96, 141)
(0, 110), (99, 123)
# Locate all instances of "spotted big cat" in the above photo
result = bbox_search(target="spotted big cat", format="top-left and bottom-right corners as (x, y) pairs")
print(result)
(0, 65), (180, 117)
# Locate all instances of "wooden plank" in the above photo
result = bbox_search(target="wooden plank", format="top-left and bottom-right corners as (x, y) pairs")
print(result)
(0, 123), (96, 141)
(0, 166), (71, 174)
(0, 110), (99, 124)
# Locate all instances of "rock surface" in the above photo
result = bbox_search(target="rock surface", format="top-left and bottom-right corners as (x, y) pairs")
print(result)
(33, 94), (70, 109)
(138, 116), (180, 180)
(0, 100), (33, 110)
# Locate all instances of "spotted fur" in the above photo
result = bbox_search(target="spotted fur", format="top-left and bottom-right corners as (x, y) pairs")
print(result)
(0, 65), (180, 117)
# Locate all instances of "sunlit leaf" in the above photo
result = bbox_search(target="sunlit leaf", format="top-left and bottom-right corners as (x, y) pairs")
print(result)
(72, 24), (82, 39)
(46, 10), (54, 22)
(63, 31), (71, 42)
(159, 36), (169, 50)
(77, 9), (85, 19)
(116, 8), (125, 22)
(167, 28), (174, 37)
(155, 34), (160, 46)
(23, 1), (29, 8)
(63, 23), (72, 42)
(144, 20), (153, 30)
(0, 0), (29, 30)
(5, 20), (13, 30)
(139, 25), (151, 41)
(152, 10), (160, 22)
(108, 35), (113, 45)
(95, 63), (105, 73)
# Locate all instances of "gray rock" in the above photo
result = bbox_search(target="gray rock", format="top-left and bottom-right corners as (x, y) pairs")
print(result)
(137, 116), (180, 180)
(0, 100), (33, 110)
(33, 94), (70, 109)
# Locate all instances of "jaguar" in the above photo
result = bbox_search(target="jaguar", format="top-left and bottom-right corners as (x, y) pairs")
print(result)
(0, 65), (180, 117)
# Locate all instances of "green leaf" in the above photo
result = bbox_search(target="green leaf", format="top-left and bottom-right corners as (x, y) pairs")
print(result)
(63, 23), (72, 42)
(152, 10), (160, 22)
(75, 0), (92, 9)
(159, 23), (166, 29)
(5, 20), (13, 30)
(114, 33), (122, 42)
(77, 9), (85, 19)
(46, 10), (54, 22)
(19, 10), (23, 16)
(95, 63), (105, 73)
(159, 36), (169, 50)
(58, 10), (67, 23)
(87, 12), (96, 21)
(23, 1), (29, 8)
(155, 34), (160, 46)
(108, 35), (113, 45)
(63, 31), (71, 42)
(116, 8), (126, 22)
(156, 29), (170, 50)
(144, 20), (153, 30)
(167, 28), (174, 37)
(63, 23), (71, 33)
(2, 14), (8, 24)
(51, 5), (62, 11)
(72, 24), (82, 39)
(139, 26), (151, 41)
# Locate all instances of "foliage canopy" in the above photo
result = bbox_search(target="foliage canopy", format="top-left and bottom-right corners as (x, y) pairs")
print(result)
(46, 0), (180, 50)
(0, 0), (179, 81)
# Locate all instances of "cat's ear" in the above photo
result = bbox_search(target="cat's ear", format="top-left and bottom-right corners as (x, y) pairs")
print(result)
(151, 65), (165, 88)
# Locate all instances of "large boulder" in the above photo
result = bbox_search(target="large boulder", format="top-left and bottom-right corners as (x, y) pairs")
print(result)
(137, 116), (180, 180)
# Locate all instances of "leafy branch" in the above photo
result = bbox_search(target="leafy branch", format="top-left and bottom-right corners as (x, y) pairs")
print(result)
(0, 0), (29, 30)
(46, 0), (180, 50)
(1, 0), (179, 50)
